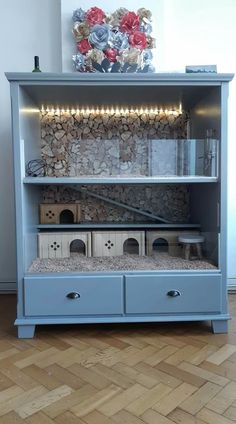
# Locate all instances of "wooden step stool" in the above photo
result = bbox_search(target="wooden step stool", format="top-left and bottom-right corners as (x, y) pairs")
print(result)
(178, 234), (205, 260)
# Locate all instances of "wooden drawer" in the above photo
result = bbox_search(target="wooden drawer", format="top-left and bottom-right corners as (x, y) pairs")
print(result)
(125, 274), (221, 314)
(24, 275), (123, 316)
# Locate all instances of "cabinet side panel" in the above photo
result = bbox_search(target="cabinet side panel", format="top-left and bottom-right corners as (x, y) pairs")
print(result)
(10, 83), (24, 316)
(18, 87), (42, 272)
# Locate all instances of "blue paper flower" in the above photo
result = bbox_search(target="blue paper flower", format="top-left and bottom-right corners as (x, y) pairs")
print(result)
(142, 49), (153, 63)
(89, 24), (110, 50)
(109, 31), (129, 50)
(72, 53), (85, 71)
(139, 22), (153, 34)
(72, 8), (85, 23)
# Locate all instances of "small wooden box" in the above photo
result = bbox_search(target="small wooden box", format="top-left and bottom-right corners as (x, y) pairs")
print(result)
(146, 230), (199, 257)
(40, 203), (81, 224)
(92, 231), (145, 257)
(38, 232), (91, 259)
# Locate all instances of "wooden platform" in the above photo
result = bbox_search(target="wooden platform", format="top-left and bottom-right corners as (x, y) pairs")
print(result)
(0, 294), (236, 423)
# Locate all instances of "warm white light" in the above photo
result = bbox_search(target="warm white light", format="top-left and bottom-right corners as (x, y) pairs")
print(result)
(41, 105), (183, 116)
(20, 108), (40, 114)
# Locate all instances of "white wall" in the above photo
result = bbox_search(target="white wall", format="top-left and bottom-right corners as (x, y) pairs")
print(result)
(0, 0), (62, 289)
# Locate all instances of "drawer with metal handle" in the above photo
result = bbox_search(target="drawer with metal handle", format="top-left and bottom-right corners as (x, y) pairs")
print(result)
(24, 275), (123, 316)
(125, 274), (221, 314)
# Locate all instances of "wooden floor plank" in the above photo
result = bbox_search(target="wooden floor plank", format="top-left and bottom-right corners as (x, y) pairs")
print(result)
(135, 361), (181, 388)
(68, 363), (112, 389)
(224, 406), (236, 422)
(206, 382), (236, 414)
(16, 385), (73, 419)
(0, 364), (39, 391)
(164, 345), (199, 366)
(0, 411), (25, 424)
(207, 345), (236, 365)
(71, 384), (121, 417)
(82, 410), (116, 424)
(126, 383), (172, 416)
(45, 364), (84, 390)
(0, 385), (47, 417)
(179, 381), (222, 414)
(168, 408), (207, 423)
(43, 384), (96, 419)
(155, 361), (206, 387)
(14, 348), (59, 370)
(178, 361), (229, 386)
(141, 409), (175, 424)
(143, 346), (179, 366)
(188, 344), (219, 365)
(55, 411), (86, 424)
(152, 382), (197, 416)
(0, 385), (24, 406)
(98, 384), (148, 417)
(90, 363), (133, 389)
(25, 411), (56, 424)
(23, 364), (62, 390)
(197, 407), (236, 424)
(113, 409), (146, 424)
(0, 370), (17, 391)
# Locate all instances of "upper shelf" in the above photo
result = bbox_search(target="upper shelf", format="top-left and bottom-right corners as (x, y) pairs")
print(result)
(5, 72), (234, 84)
(23, 176), (218, 185)
(6, 72), (233, 110)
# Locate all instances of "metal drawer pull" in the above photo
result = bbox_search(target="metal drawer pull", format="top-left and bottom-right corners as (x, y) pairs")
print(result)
(167, 290), (181, 297)
(66, 292), (80, 299)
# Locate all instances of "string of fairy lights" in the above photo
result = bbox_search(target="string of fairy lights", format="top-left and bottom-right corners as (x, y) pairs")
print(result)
(40, 105), (183, 116)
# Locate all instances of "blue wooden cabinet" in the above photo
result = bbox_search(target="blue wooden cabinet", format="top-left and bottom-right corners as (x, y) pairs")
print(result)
(6, 72), (233, 338)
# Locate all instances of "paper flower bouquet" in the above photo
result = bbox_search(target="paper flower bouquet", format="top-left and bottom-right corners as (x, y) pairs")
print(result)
(72, 7), (156, 73)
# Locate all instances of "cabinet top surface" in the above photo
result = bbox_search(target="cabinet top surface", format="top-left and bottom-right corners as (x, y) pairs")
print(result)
(5, 72), (234, 84)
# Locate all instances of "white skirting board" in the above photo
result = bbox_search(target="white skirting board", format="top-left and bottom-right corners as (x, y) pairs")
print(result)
(228, 278), (236, 291)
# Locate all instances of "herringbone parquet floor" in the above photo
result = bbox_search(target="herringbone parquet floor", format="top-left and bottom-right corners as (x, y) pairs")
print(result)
(0, 294), (236, 423)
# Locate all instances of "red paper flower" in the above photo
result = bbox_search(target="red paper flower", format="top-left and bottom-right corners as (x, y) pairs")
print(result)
(120, 11), (139, 34)
(105, 48), (118, 62)
(85, 7), (105, 26)
(77, 39), (91, 54)
(129, 31), (147, 50)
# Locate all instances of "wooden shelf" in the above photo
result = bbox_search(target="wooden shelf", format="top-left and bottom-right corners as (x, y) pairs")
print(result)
(23, 176), (219, 185)
(37, 223), (201, 230)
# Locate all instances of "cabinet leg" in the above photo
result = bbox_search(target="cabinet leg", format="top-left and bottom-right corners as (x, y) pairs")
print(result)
(211, 320), (228, 334)
(18, 325), (36, 339)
